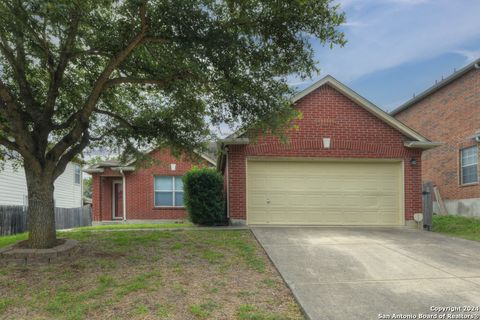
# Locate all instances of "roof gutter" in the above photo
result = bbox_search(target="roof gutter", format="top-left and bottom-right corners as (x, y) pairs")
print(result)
(219, 138), (250, 145)
(82, 168), (104, 174)
(200, 154), (217, 166)
(216, 138), (250, 172)
(111, 166), (135, 172)
(404, 141), (442, 150)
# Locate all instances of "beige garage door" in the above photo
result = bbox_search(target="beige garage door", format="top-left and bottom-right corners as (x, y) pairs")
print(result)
(247, 160), (403, 225)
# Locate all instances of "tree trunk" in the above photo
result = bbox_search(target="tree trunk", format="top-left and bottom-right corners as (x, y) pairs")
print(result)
(25, 167), (57, 249)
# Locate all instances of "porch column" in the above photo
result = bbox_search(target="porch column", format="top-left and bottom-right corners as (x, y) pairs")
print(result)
(121, 170), (127, 221)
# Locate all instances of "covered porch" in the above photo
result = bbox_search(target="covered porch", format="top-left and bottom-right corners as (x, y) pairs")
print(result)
(84, 165), (134, 221)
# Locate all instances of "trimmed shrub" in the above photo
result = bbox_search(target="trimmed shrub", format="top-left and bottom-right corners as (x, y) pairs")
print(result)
(183, 167), (225, 225)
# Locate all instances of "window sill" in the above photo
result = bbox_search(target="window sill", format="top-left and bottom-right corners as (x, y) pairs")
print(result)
(153, 207), (185, 210)
(460, 182), (479, 187)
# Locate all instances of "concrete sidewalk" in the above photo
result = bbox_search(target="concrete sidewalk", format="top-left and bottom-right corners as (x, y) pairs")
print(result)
(252, 227), (480, 320)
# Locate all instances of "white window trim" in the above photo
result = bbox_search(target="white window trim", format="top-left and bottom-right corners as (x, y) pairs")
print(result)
(74, 165), (81, 185)
(154, 176), (184, 208)
(460, 146), (478, 185)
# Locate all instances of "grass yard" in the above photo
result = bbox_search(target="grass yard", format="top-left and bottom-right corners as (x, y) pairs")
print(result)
(0, 223), (194, 249)
(75, 222), (194, 231)
(0, 229), (303, 320)
(432, 215), (480, 242)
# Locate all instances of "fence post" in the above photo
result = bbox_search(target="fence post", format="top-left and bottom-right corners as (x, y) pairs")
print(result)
(422, 182), (433, 231)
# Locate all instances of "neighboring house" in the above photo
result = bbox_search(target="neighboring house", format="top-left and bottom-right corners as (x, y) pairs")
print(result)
(392, 59), (480, 216)
(0, 160), (83, 208)
(218, 75), (439, 226)
(85, 148), (216, 222)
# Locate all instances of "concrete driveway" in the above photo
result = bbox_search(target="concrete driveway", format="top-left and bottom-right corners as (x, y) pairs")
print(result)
(252, 227), (480, 320)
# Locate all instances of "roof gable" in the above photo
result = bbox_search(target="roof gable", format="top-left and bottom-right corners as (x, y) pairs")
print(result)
(293, 75), (428, 142)
(223, 75), (431, 143)
(124, 148), (216, 167)
(84, 148), (216, 173)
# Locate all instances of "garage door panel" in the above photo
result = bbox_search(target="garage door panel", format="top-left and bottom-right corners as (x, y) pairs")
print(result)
(265, 192), (394, 208)
(247, 160), (402, 225)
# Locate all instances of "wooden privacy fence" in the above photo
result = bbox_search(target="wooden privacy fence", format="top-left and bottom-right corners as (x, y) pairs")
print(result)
(55, 206), (92, 230)
(0, 205), (92, 236)
(0, 206), (26, 236)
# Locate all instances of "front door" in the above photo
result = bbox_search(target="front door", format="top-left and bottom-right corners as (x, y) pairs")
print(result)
(113, 181), (123, 219)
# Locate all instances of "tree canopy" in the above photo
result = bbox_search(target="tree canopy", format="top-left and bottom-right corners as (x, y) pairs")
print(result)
(0, 0), (345, 167)
(0, 0), (345, 248)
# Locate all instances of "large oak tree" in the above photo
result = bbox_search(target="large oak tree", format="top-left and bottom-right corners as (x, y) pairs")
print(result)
(0, 0), (345, 248)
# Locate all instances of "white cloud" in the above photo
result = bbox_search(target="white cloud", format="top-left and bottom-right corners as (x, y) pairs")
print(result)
(337, 0), (429, 11)
(314, 0), (480, 82)
(341, 21), (367, 28)
(453, 50), (480, 63)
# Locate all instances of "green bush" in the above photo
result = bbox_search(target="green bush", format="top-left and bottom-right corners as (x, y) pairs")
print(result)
(183, 167), (225, 225)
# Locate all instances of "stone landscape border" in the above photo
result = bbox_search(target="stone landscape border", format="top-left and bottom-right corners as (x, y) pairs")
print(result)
(0, 238), (79, 265)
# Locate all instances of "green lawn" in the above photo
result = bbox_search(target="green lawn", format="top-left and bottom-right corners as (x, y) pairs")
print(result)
(0, 223), (194, 249)
(432, 215), (480, 242)
(0, 233), (28, 249)
(0, 229), (303, 320)
(75, 222), (194, 231)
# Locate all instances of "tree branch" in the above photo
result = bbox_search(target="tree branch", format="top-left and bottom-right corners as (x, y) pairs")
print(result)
(104, 71), (201, 89)
(0, 136), (19, 152)
(94, 108), (136, 129)
(140, 4), (148, 33)
(53, 129), (89, 180)
(0, 36), (38, 111)
(52, 111), (79, 131)
(45, 13), (81, 113)
(104, 77), (169, 88)
(71, 48), (111, 59)
(16, 3), (55, 73)
(142, 36), (169, 44)
(46, 4), (149, 163)
(89, 128), (118, 141)
(0, 79), (34, 154)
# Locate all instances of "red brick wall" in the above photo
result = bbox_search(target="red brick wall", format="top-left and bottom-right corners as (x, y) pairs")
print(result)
(227, 84), (423, 222)
(394, 69), (480, 200)
(92, 169), (121, 221)
(92, 149), (211, 221)
(92, 174), (101, 221)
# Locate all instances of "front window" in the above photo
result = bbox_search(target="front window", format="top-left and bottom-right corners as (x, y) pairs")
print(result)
(460, 146), (478, 185)
(74, 165), (81, 184)
(154, 176), (184, 207)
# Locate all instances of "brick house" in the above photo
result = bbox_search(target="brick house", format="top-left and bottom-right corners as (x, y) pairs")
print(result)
(218, 75), (439, 226)
(84, 148), (216, 222)
(392, 58), (480, 216)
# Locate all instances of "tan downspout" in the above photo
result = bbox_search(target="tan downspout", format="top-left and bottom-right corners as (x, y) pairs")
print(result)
(120, 170), (127, 221)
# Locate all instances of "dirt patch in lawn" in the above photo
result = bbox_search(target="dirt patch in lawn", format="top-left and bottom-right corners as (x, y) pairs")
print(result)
(0, 230), (304, 320)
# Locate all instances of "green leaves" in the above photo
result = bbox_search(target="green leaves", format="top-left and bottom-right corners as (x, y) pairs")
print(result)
(0, 0), (345, 163)
(183, 167), (225, 225)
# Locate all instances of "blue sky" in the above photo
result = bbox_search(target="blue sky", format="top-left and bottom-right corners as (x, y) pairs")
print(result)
(291, 0), (480, 112)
